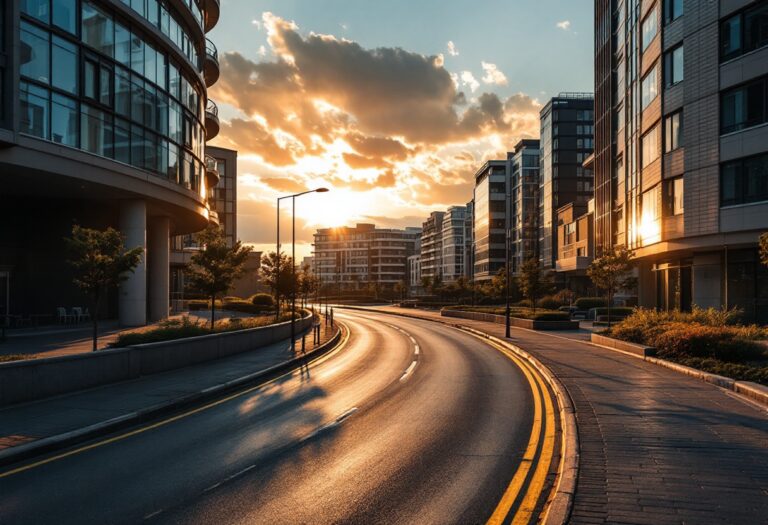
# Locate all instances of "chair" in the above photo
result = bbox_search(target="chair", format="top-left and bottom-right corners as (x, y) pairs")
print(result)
(57, 307), (73, 324)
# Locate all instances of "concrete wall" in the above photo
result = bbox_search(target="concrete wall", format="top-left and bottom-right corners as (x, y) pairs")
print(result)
(0, 314), (312, 407)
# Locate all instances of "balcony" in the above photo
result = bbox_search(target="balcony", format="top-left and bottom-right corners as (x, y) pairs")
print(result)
(203, 39), (220, 87)
(208, 209), (220, 226)
(205, 99), (219, 140)
(203, 0), (220, 33)
(205, 154), (220, 188)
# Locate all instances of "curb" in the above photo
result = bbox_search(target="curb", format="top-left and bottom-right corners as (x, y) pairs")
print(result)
(336, 306), (578, 525)
(0, 326), (344, 470)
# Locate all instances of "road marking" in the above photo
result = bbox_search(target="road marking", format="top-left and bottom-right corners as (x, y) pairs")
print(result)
(0, 324), (351, 479)
(399, 360), (418, 382)
(414, 345), (420, 355)
(143, 509), (163, 520)
(383, 322), (421, 360)
(335, 406), (358, 423)
(483, 338), (557, 525)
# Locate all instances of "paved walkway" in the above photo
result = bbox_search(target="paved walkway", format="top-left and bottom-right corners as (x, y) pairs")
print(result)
(0, 321), (338, 453)
(0, 310), (261, 358)
(351, 306), (768, 525)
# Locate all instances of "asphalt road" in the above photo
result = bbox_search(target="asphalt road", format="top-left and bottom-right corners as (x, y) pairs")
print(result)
(0, 310), (550, 524)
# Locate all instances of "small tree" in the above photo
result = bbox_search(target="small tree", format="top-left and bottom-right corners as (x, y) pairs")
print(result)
(490, 266), (507, 299)
(420, 275), (432, 295)
(260, 251), (294, 312)
(64, 225), (143, 351)
(587, 246), (637, 327)
(518, 258), (555, 314)
(298, 263), (318, 308)
(394, 280), (406, 301)
(186, 225), (252, 329)
(760, 232), (768, 267)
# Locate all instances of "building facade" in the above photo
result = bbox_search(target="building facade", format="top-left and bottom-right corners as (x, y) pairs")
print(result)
(594, 0), (768, 320)
(509, 139), (541, 274)
(539, 93), (595, 270)
(407, 254), (422, 296)
(312, 224), (420, 293)
(420, 211), (445, 282)
(463, 200), (474, 280)
(1, 0), (223, 325)
(441, 206), (468, 283)
(555, 200), (595, 295)
(473, 160), (507, 282)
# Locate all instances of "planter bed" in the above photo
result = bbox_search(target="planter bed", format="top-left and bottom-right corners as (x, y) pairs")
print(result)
(441, 309), (580, 331)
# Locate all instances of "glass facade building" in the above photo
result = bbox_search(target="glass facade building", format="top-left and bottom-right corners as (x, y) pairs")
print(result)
(0, 0), (223, 326)
(472, 160), (507, 282)
(509, 140), (541, 275)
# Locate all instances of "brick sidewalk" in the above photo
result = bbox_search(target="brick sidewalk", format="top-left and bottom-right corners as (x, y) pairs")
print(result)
(350, 306), (768, 524)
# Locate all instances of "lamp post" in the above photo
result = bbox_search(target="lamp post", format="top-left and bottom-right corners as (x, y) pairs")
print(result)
(276, 188), (330, 349)
(505, 183), (511, 339)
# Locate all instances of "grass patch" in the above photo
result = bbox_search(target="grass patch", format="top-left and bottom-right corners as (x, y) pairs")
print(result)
(109, 312), (301, 348)
(443, 306), (571, 321)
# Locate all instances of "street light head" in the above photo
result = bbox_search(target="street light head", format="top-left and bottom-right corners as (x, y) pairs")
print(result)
(314, 187), (330, 193)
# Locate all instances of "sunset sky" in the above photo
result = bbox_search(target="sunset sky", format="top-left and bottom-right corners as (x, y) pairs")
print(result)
(207, 0), (594, 260)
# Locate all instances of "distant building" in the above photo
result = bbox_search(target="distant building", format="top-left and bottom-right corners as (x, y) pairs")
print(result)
(301, 256), (315, 270)
(555, 200), (594, 295)
(408, 254), (422, 296)
(539, 93), (595, 270)
(312, 224), (420, 293)
(231, 251), (265, 299)
(464, 200), (474, 281)
(473, 160), (507, 282)
(420, 212), (446, 283)
(509, 140), (541, 274)
(441, 206), (468, 283)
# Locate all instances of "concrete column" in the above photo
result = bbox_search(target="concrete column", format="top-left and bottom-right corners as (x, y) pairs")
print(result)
(119, 200), (147, 326)
(148, 216), (170, 322)
(692, 252), (722, 309)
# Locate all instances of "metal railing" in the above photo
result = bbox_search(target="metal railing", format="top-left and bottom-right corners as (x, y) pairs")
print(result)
(206, 99), (219, 117)
(205, 38), (218, 61)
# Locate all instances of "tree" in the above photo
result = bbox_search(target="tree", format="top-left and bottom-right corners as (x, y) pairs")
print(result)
(587, 246), (637, 327)
(490, 266), (508, 299)
(394, 280), (406, 301)
(760, 232), (768, 267)
(260, 251), (294, 312)
(420, 275), (432, 294)
(298, 263), (318, 308)
(64, 225), (143, 351)
(187, 225), (252, 329)
(518, 258), (555, 314)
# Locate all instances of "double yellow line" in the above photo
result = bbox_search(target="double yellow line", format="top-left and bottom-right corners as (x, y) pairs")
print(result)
(0, 324), (350, 480)
(481, 337), (557, 525)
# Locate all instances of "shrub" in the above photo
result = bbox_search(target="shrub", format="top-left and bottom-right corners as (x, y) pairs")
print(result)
(537, 295), (563, 310)
(592, 307), (634, 317)
(674, 357), (768, 385)
(688, 306), (743, 326)
(554, 289), (576, 305)
(188, 299), (208, 311)
(575, 297), (606, 310)
(526, 311), (571, 321)
(653, 326), (765, 362)
(250, 293), (275, 307)
(515, 299), (533, 308)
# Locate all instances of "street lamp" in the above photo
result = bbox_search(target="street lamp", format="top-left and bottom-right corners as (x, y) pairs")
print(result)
(505, 185), (511, 339)
(276, 188), (330, 349)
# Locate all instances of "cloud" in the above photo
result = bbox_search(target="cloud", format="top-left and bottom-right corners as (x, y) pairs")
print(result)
(460, 71), (480, 92)
(556, 20), (571, 31)
(446, 41), (459, 56)
(481, 62), (508, 86)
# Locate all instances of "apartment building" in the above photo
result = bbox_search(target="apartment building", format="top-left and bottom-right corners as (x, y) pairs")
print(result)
(441, 206), (468, 283)
(555, 199), (595, 294)
(0, 0), (223, 325)
(594, 0), (768, 320)
(420, 212), (445, 282)
(509, 139), (541, 274)
(464, 200), (474, 280)
(312, 224), (420, 293)
(472, 160), (508, 282)
(539, 94), (595, 270)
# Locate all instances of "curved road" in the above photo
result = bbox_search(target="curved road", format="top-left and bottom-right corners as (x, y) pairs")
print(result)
(0, 310), (556, 524)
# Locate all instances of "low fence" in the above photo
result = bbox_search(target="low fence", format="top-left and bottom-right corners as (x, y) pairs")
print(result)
(0, 314), (313, 407)
(441, 309), (581, 331)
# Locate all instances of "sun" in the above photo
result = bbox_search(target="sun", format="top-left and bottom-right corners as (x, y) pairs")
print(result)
(295, 188), (372, 228)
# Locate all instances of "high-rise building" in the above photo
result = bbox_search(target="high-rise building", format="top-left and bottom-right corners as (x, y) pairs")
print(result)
(463, 200), (474, 280)
(594, 0), (768, 320)
(420, 211), (445, 282)
(312, 224), (420, 293)
(0, 0), (223, 325)
(473, 160), (507, 282)
(441, 206), (468, 283)
(509, 139), (541, 274)
(539, 93), (595, 270)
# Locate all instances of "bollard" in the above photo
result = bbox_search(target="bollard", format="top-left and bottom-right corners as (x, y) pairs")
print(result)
(302, 334), (306, 353)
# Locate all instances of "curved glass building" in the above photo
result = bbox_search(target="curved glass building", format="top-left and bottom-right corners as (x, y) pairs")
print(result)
(0, 0), (223, 325)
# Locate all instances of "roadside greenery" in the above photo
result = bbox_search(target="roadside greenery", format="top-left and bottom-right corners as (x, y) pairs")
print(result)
(0, 354), (35, 363)
(608, 307), (768, 384)
(443, 305), (570, 321)
(109, 311), (300, 348)
(587, 247), (636, 327)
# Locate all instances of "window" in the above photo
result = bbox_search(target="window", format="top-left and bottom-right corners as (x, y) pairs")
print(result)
(664, 45), (684, 85)
(81, 104), (113, 157)
(641, 64), (658, 109)
(22, 0), (49, 23)
(721, 3), (768, 61)
(664, 111), (683, 152)
(20, 82), (49, 138)
(115, 67), (131, 117)
(53, 0), (77, 34)
(721, 76), (768, 133)
(641, 185), (661, 245)
(664, 178), (684, 216)
(51, 94), (78, 147)
(52, 37), (77, 94)
(666, 0), (683, 23)
(641, 124), (660, 168)
(82, 2), (114, 57)
(642, 6), (658, 50)
(721, 153), (768, 206)
(115, 22), (131, 66)
(20, 22), (50, 84)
